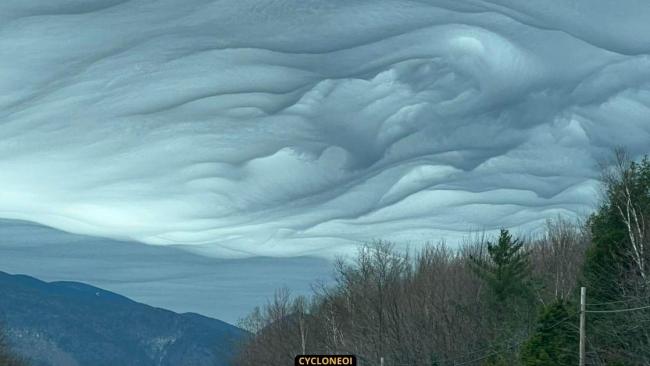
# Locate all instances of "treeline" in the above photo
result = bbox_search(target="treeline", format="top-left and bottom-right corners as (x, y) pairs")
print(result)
(232, 151), (650, 366)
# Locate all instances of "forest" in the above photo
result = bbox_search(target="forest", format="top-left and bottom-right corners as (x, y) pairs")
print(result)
(233, 151), (650, 366)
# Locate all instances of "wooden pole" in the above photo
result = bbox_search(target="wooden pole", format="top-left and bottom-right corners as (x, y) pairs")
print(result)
(579, 286), (586, 366)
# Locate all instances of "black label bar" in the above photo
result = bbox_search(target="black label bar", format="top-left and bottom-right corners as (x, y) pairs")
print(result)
(295, 355), (357, 366)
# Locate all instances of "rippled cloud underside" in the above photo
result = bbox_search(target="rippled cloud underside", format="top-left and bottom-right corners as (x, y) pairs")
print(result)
(1, 0), (649, 257)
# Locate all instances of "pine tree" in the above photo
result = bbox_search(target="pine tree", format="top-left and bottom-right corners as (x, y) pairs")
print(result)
(582, 153), (650, 364)
(470, 229), (533, 305)
(584, 154), (650, 298)
(470, 229), (535, 365)
(520, 300), (578, 366)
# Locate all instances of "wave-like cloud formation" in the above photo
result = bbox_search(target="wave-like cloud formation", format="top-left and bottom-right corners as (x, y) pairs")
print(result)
(1, 0), (649, 257)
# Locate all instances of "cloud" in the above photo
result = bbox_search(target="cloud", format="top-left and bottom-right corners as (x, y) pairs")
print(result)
(0, 0), (649, 256)
(0, 219), (331, 323)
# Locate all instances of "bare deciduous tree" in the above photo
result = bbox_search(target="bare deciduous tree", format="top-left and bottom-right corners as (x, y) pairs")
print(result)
(233, 228), (588, 366)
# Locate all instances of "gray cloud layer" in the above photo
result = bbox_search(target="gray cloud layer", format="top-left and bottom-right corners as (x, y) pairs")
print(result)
(0, 219), (331, 324)
(0, 0), (649, 256)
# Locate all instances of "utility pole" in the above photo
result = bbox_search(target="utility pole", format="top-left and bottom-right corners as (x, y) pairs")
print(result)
(579, 286), (586, 366)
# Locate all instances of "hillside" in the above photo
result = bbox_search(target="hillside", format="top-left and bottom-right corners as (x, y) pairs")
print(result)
(0, 271), (246, 366)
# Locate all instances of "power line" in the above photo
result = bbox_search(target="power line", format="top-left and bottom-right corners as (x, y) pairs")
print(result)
(587, 294), (650, 306)
(432, 315), (573, 366)
(360, 291), (650, 366)
(432, 293), (648, 366)
(452, 348), (504, 366)
(585, 304), (650, 314)
(428, 337), (519, 365)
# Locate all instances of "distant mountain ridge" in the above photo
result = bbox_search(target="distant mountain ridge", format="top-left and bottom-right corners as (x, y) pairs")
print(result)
(0, 271), (246, 366)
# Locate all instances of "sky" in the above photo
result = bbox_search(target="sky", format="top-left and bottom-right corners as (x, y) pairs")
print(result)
(0, 219), (332, 324)
(0, 0), (650, 321)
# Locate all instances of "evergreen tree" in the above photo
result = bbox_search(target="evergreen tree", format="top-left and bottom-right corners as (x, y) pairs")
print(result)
(520, 300), (578, 366)
(583, 155), (650, 302)
(470, 229), (535, 365)
(582, 153), (650, 364)
(470, 229), (534, 305)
